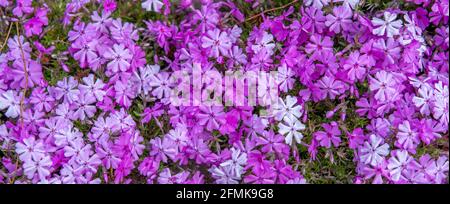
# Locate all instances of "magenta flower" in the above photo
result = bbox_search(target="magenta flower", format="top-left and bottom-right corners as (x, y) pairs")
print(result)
(305, 34), (333, 61)
(314, 122), (341, 148)
(343, 51), (367, 82)
(325, 6), (353, 33)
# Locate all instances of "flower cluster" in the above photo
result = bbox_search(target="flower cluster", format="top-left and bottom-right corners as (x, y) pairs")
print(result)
(0, 0), (448, 184)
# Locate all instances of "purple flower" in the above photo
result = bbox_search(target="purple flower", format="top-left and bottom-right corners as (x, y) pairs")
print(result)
(196, 106), (224, 132)
(369, 71), (397, 102)
(305, 34), (333, 61)
(23, 154), (52, 180)
(359, 134), (390, 166)
(104, 44), (132, 73)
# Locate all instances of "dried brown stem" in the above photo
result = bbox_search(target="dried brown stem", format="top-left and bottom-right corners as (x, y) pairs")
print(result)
(245, 0), (299, 22)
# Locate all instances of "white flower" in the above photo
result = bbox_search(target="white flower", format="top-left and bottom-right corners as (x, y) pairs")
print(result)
(433, 94), (449, 125)
(251, 31), (275, 55)
(342, 0), (360, 9)
(371, 12), (403, 38)
(277, 64), (295, 92)
(220, 148), (247, 176)
(387, 150), (412, 182)
(359, 134), (390, 166)
(142, 0), (164, 12)
(273, 95), (303, 122)
(278, 116), (306, 146)
(0, 90), (21, 118)
(209, 165), (240, 184)
(412, 84), (434, 115)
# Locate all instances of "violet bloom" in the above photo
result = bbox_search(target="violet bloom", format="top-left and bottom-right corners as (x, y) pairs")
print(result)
(52, 76), (80, 104)
(79, 74), (106, 102)
(325, 6), (353, 33)
(91, 11), (112, 33)
(244, 168), (276, 184)
(149, 72), (171, 100)
(359, 134), (390, 166)
(166, 126), (188, 151)
(395, 121), (420, 153)
(301, 6), (326, 34)
(362, 160), (389, 184)
(12, 0), (34, 17)
(305, 34), (333, 61)
(373, 38), (401, 65)
(426, 156), (449, 184)
(149, 137), (177, 163)
(197, 106), (224, 132)
(343, 51), (367, 82)
(251, 31), (275, 55)
(96, 140), (121, 169)
(412, 84), (434, 115)
(158, 168), (189, 184)
(72, 39), (99, 69)
(24, 7), (49, 37)
(11, 60), (44, 89)
(29, 88), (55, 113)
(72, 91), (97, 120)
(15, 136), (46, 162)
(8, 35), (32, 60)
(347, 128), (366, 150)
(314, 122), (341, 148)
(201, 28), (232, 58)
(218, 113), (239, 135)
(114, 79), (135, 108)
(138, 157), (160, 181)
(104, 44), (132, 73)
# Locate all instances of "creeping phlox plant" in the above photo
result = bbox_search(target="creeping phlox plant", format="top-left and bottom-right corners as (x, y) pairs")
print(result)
(0, 0), (448, 184)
